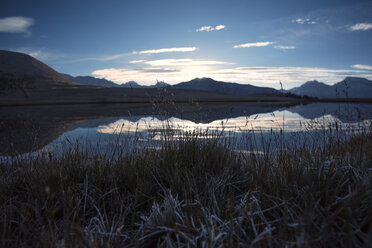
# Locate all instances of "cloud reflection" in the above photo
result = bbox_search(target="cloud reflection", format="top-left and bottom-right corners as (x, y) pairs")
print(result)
(96, 111), (327, 136)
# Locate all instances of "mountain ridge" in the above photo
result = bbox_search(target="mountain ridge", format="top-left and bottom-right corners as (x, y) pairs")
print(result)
(63, 74), (118, 87)
(1, 50), (371, 100)
(67, 75), (281, 96)
(64, 74), (172, 89)
(68, 74), (372, 99)
(287, 77), (372, 98)
(173, 77), (279, 96)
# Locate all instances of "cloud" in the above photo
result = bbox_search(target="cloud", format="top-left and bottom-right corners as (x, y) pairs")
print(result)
(10, 48), (63, 61)
(142, 68), (179, 73)
(197, 26), (213, 32)
(0, 16), (34, 34)
(349, 23), (372, 31)
(97, 53), (129, 61)
(79, 53), (130, 61)
(78, 47), (198, 62)
(133, 47), (198, 55)
(294, 18), (305, 24)
(92, 58), (234, 85)
(351, 64), (372, 70)
(214, 25), (226, 30)
(196, 25), (226, 32)
(129, 60), (146, 64)
(292, 18), (316, 25)
(274, 45), (296, 50)
(207, 66), (372, 88)
(23, 50), (50, 60)
(141, 58), (234, 67)
(92, 59), (372, 88)
(233, 42), (274, 48)
(92, 67), (184, 85)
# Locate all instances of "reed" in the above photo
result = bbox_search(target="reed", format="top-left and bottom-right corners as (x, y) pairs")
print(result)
(0, 117), (371, 247)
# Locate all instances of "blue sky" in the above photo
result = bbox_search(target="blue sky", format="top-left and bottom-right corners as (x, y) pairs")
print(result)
(1, 0), (372, 88)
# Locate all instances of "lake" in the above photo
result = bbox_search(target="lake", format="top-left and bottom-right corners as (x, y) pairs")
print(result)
(1, 102), (372, 159)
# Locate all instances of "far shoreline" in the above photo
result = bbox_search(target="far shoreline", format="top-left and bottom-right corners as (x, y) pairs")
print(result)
(1, 98), (372, 107)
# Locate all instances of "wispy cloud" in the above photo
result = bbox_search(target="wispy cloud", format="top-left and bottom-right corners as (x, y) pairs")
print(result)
(141, 58), (234, 67)
(129, 60), (146, 64)
(142, 68), (179, 73)
(196, 25), (226, 32)
(97, 53), (129, 61)
(206, 66), (372, 88)
(23, 50), (50, 60)
(0, 16), (34, 34)
(197, 26), (213, 32)
(349, 23), (372, 31)
(80, 53), (130, 61)
(274, 45), (296, 50)
(292, 18), (316, 25)
(351, 64), (372, 70)
(78, 47), (198, 62)
(92, 59), (372, 88)
(10, 48), (63, 61)
(132, 47), (198, 54)
(233, 42), (274, 48)
(92, 58), (234, 85)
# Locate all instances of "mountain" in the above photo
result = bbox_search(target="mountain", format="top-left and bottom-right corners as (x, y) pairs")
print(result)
(288, 80), (332, 98)
(120, 81), (143, 88)
(287, 102), (372, 123)
(288, 77), (372, 98)
(333, 77), (372, 98)
(0, 50), (303, 106)
(121, 80), (170, 88)
(63, 74), (119, 87)
(0, 50), (77, 88)
(173, 77), (278, 96)
(150, 81), (171, 88)
(64, 74), (167, 89)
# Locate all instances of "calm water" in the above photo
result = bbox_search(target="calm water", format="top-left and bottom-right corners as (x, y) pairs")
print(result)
(1, 102), (372, 159)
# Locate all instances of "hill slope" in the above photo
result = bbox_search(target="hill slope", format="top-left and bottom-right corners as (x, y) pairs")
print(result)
(63, 74), (119, 87)
(173, 77), (279, 96)
(0, 50), (76, 88)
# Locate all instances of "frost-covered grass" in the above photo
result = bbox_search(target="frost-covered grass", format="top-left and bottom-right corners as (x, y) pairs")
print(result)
(0, 124), (371, 247)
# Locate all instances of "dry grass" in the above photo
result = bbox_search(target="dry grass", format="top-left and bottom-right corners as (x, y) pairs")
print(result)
(0, 121), (371, 247)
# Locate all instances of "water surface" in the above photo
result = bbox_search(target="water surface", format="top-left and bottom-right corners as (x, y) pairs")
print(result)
(1, 102), (371, 158)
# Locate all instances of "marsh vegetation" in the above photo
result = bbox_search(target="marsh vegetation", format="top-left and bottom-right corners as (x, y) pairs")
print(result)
(0, 102), (371, 247)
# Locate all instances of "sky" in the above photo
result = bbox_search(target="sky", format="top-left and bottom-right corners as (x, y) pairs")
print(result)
(1, 0), (372, 89)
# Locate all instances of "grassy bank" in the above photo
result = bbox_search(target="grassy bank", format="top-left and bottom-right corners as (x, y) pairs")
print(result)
(0, 125), (371, 247)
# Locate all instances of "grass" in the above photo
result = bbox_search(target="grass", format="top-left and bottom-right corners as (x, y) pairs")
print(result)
(0, 118), (371, 247)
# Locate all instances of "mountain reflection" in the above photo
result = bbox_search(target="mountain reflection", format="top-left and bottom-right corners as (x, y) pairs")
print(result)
(1, 102), (371, 156)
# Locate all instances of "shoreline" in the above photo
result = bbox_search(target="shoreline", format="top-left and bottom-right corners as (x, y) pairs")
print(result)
(1, 98), (372, 107)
